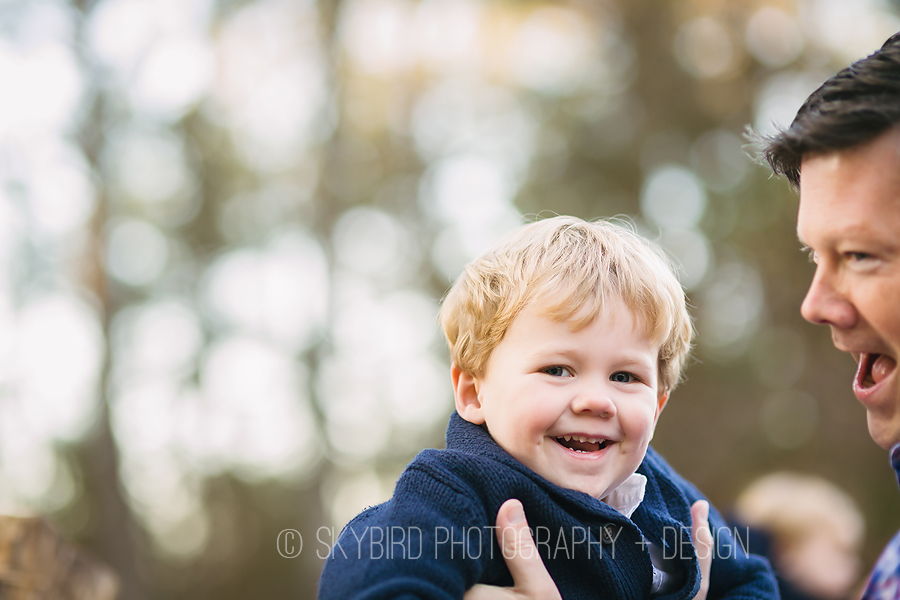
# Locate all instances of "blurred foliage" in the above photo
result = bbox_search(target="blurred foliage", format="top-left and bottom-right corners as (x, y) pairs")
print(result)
(1, 0), (899, 598)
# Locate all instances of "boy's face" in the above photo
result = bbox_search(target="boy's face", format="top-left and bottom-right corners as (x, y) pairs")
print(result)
(453, 297), (668, 500)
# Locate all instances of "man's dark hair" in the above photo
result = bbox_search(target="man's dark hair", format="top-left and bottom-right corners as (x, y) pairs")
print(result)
(764, 31), (900, 188)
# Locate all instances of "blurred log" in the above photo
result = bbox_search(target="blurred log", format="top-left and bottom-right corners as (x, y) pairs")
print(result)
(0, 516), (119, 600)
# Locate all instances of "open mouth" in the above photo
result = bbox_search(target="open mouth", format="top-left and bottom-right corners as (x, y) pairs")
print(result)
(555, 435), (611, 453)
(857, 352), (897, 389)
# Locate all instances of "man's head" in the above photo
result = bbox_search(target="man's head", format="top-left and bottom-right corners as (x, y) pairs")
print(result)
(765, 32), (900, 189)
(764, 33), (900, 449)
(439, 215), (693, 498)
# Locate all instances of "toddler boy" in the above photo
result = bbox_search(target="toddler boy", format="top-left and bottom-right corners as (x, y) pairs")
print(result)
(318, 216), (776, 599)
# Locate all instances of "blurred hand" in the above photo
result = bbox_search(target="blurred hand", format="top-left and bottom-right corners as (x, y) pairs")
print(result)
(463, 499), (562, 600)
(690, 500), (712, 600)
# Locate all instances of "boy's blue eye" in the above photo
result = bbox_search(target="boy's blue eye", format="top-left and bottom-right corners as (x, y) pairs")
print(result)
(543, 366), (572, 377)
(611, 372), (634, 383)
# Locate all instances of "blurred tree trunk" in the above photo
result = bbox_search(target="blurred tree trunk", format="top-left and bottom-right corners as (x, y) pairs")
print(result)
(67, 3), (147, 599)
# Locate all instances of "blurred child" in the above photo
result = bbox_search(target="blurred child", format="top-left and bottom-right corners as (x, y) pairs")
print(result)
(318, 216), (777, 599)
(733, 472), (864, 600)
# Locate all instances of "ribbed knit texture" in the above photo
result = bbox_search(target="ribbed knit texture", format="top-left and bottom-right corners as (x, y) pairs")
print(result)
(318, 413), (777, 600)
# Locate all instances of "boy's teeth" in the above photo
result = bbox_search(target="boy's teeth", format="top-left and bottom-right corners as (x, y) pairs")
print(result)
(556, 436), (608, 452)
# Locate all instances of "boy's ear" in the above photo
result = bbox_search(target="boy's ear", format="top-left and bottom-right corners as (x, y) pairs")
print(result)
(451, 364), (486, 425)
(648, 392), (669, 441)
(655, 392), (669, 418)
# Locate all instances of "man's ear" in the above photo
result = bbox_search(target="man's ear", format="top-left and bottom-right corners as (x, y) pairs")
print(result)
(451, 364), (485, 424)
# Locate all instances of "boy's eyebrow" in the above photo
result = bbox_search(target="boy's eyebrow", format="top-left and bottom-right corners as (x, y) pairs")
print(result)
(530, 346), (657, 368)
(526, 346), (574, 360)
(614, 355), (657, 372)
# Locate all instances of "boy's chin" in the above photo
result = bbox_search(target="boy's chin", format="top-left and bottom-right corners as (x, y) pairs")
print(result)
(551, 478), (611, 500)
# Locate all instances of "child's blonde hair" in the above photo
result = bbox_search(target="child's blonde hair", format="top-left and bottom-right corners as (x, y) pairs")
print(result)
(734, 472), (864, 553)
(439, 215), (694, 393)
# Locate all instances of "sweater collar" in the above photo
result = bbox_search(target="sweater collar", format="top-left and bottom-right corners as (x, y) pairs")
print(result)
(445, 412), (647, 517)
(445, 411), (508, 457)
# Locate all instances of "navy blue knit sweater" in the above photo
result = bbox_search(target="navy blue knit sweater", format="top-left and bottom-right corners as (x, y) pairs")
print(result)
(318, 414), (777, 600)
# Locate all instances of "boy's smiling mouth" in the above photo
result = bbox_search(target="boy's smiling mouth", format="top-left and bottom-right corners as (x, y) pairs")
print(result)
(554, 435), (612, 453)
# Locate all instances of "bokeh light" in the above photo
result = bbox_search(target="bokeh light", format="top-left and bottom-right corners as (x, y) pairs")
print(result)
(674, 16), (735, 79)
(745, 7), (804, 68)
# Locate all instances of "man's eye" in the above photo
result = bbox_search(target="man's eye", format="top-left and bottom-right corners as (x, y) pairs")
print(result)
(846, 252), (872, 262)
(543, 366), (572, 377)
(611, 372), (634, 383)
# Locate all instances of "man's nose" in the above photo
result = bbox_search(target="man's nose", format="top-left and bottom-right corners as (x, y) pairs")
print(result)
(800, 267), (857, 329)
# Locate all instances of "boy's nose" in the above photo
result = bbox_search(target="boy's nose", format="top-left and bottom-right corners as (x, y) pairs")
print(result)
(570, 386), (617, 418)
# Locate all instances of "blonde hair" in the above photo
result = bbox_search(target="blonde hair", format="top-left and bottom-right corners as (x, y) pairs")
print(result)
(734, 472), (864, 552)
(439, 215), (694, 393)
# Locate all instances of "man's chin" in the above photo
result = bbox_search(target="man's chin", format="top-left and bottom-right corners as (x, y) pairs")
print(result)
(867, 415), (900, 450)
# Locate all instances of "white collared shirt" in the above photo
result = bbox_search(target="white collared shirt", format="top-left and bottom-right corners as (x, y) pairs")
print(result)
(602, 474), (681, 595)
